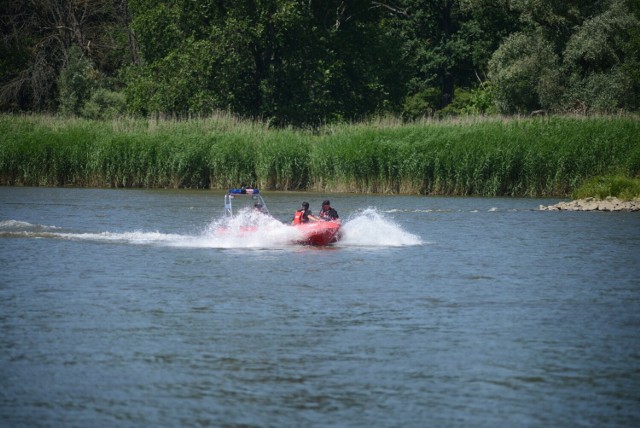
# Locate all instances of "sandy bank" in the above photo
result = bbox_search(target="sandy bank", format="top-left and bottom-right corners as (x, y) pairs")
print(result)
(539, 197), (640, 212)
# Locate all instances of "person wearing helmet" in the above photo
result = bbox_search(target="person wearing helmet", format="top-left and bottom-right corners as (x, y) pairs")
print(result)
(292, 201), (318, 224)
(318, 200), (339, 221)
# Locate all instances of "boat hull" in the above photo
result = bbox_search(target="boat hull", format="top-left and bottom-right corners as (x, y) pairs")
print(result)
(293, 221), (341, 246)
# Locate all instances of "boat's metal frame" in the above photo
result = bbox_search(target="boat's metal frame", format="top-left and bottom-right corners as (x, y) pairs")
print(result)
(224, 189), (269, 217)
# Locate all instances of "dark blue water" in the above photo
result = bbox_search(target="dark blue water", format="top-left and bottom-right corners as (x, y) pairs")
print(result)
(1, 187), (639, 427)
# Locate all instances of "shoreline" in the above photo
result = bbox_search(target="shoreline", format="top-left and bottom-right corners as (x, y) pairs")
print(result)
(539, 197), (640, 212)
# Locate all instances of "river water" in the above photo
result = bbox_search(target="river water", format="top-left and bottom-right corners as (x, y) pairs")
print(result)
(1, 187), (639, 427)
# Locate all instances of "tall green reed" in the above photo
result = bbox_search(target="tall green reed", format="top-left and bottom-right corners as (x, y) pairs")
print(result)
(1, 114), (638, 196)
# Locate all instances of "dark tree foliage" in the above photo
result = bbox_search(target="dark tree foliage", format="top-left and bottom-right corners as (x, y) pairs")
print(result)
(0, 0), (135, 112)
(382, 0), (520, 116)
(490, 0), (640, 113)
(1, 0), (638, 122)
(125, 0), (403, 126)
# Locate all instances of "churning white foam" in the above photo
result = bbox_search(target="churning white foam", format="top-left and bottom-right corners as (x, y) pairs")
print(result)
(195, 208), (302, 248)
(340, 208), (423, 247)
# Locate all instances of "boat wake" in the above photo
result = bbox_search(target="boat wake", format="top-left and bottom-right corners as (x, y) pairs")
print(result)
(0, 219), (188, 245)
(0, 208), (422, 249)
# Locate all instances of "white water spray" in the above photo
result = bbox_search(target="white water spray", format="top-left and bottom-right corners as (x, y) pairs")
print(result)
(1, 207), (422, 249)
(340, 208), (422, 247)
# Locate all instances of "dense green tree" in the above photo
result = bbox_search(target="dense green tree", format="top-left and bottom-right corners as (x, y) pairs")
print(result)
(561, 0), (640, 112)
(125, 0), (401, 125)
(489, 0), (640, 114)
(488, 31), (559, 113)
(2, 0), (639, 120)
(509, 0), (605, 46)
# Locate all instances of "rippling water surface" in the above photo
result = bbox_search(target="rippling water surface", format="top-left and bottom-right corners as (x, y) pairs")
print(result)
(1, 187), (639, 427)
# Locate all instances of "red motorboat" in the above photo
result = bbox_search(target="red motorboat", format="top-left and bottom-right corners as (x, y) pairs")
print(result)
(293, 220), (341, 246)
(222, 188), (341, 246)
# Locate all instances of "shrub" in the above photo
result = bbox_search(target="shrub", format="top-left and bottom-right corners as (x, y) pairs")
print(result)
(402, 87), (441, 120)
(438, 83), (498, 116)
(572, 175), (640, 200)
(81, 89), (127, 120)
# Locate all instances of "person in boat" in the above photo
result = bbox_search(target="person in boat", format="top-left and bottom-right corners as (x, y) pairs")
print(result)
(318, 200), (339, 221)
(292, 201), (319, 224)
(253, 203), (267, 214)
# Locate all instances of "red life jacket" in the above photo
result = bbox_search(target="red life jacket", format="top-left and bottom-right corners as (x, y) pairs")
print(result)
(293, 210), (304, 224)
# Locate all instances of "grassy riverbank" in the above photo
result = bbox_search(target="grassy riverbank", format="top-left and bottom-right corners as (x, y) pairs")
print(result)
(572, 176), (640, 200)
(1, 114), (639, 197)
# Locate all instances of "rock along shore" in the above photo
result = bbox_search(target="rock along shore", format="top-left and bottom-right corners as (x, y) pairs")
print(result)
(539, 197), (640, 212)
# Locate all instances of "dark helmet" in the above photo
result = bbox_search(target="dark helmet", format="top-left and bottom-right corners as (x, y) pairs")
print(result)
(302, 201), (309, 209)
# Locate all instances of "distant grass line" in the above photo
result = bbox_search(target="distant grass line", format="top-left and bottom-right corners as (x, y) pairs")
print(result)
(1, 114), (639, 197)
